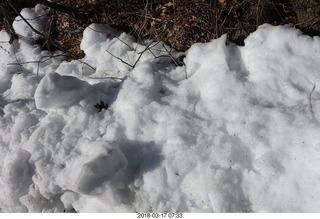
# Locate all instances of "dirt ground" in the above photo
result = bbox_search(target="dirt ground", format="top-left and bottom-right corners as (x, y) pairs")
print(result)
(1, 0), (320, 59)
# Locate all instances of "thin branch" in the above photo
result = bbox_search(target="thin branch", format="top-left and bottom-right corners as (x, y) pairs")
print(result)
(106, 49), (134, 68)
(14, 14), (49, 22)
(0, 42), (15, 60)
(12, 44), (24, 74)
(38, 0), (83, 19)
(256, 0), (262, 28)
(221, 5), (234, 27)
(36, 54), (67, 76)
(88, 76), (124, 80)
(105, 40), (161, 69)
(161, 44), (187, 79)
(309, 82), (319, 124)
(161, 44), (182, 66)
(81, 61), (96, 77)
(7, 53), (67, 75)
(132, 41), (161, 68)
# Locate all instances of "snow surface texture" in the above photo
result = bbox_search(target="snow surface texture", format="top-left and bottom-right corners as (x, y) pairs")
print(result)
(1, 6), (320, 212)
(12, 4), (50, 41)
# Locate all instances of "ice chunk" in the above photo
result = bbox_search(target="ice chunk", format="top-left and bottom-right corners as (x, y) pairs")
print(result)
(34, 73), (90, 110)
(0, 150), (32, 212)
(74, 146), (128, 195)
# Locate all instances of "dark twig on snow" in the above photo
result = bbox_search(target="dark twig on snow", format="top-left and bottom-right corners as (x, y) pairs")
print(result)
(105, 49), (134, 68)
(309, 82), (319, 124)
(8, 54), (67, 75)
(133, 41), (160, 68)
(105, 40), (160, 69)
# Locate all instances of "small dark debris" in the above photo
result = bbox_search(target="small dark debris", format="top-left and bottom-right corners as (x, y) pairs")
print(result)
(94, 100), (109, 112)
(159, 88), (166, 94)
(171, 55), (186, 66)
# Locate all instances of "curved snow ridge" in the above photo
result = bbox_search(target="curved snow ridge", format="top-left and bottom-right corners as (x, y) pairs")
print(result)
(34, 71), (121, 111)
(1, 21), (320, 212)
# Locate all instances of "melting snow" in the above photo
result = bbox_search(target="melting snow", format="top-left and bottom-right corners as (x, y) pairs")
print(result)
(1, 5), (320, 213)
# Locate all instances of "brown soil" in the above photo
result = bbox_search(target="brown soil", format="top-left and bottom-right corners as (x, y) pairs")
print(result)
(1, 0), (320, 60)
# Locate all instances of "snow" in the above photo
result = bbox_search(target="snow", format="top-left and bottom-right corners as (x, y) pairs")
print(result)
(12, 4), (50, 41)
(1, 5), (320, 213)
(34, 73), (91, 110)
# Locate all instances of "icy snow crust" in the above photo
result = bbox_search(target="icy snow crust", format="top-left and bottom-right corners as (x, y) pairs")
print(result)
(1, 10), (320, 212)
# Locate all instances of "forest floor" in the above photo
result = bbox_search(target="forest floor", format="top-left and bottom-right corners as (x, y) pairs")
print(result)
(1, 0), (320, 59)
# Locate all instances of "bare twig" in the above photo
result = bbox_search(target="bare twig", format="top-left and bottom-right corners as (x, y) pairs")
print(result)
(105, 49), (134, 68)
(88, 76), (124, 81)
(161, 44), (187, 79)
(0, 41), (15, 60)
(294, 15), (320, 28)
(221, 5), (234, 27)
(36, 54), (67, 76)
(8, 53), (67, 75)
(12, 44), (24, 74)
(14, 13), (49, 22)
(161, 44), (184, 66)
(38, 0), (82, 19)
(256, 0), (261, 28)
(81, 61), (96, 77)
(133, 41), (161, 68)
(309, 82), (319, 124)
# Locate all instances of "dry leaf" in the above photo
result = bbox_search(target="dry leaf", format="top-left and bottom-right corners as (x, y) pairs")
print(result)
(163, 2), (174, 8)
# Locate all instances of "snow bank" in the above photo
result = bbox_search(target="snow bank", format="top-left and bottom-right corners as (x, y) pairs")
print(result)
(1, 8), (320, 212)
